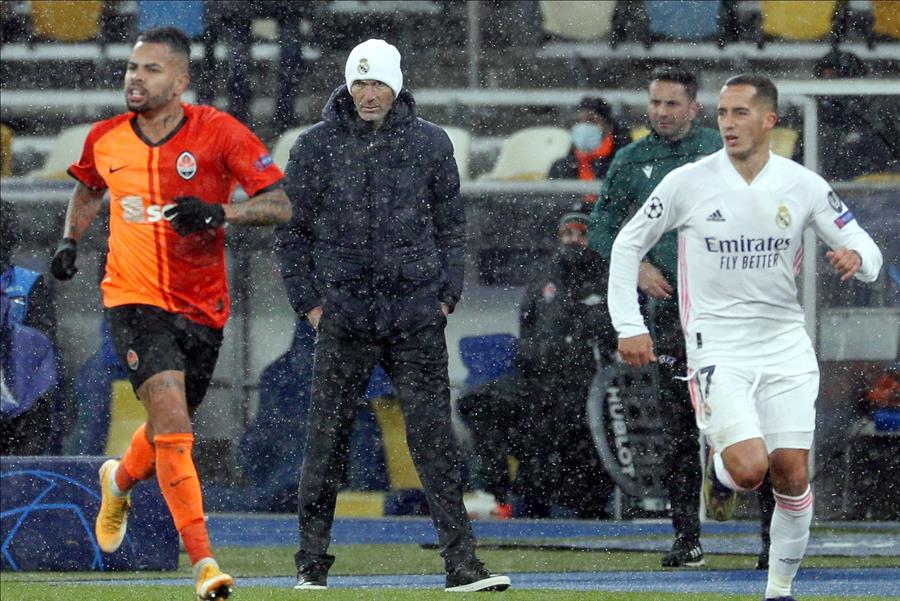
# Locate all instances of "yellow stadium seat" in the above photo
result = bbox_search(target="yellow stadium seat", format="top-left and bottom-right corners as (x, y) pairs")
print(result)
(27, 123), (93, 180)
(873, 0), (900, 39)
(371, 396), (422, 490)
(760, 0), (837, 41)
(770, 127), (799, 159)
(31, 0), (102, 42)
(630, 126), (651, 142)
(104, 380), (147, 457)
(0, 123), (12, 177)
(478, 126), (571, 181)
(851, 172), (900, 184)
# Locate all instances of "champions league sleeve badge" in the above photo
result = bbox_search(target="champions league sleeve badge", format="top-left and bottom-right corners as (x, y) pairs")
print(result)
(644, 197), (664, 219)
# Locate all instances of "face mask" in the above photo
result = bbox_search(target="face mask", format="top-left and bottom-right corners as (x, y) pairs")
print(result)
(571, 122), (604, 152)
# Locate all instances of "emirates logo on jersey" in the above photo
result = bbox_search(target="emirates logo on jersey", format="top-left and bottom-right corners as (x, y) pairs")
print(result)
(176, 151), (197, 180)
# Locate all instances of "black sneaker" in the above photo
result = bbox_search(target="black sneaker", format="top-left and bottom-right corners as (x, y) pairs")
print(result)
(293, 571), (327, 590)
(445, 561), (511, 592)
(661, 538), (705, 567)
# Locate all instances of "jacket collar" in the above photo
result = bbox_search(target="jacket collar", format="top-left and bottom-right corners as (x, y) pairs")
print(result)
(322, 85), (417, 135)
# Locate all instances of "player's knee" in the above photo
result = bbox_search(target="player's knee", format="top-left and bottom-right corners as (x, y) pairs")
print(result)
(728, 458), (768, 491)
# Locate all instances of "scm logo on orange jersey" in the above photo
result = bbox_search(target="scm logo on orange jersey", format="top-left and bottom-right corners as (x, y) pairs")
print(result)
(120, 196), (175, 223)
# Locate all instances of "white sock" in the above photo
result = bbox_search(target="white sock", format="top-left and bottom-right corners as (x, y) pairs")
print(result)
(713, 452), (748, 491)
(109, 464), (126, 497)
(766, 485), (813, 598)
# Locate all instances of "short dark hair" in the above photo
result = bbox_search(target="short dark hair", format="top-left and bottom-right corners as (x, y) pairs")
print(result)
(724, 73), (778, 112)
(578, 97), (614, 122)
(136, 27), (191, 64)
(649, 65), (699, 101)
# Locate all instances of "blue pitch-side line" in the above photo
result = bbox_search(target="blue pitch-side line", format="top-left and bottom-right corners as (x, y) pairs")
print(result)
(205, 515), (765, 547)
(60, 569), (900, 596)
(1, 469), (138, 570)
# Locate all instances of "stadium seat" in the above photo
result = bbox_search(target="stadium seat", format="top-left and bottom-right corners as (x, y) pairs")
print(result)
(66, 320), (127, 456)
(105, 381), (146, 457)
(458, 334), (518, 394)
(136, 0), (204, 39)
(26, 123), (92, 180)
(645, 0), (721, 41)
(769, 127), (799, 159)
(30, 0), (102, 42)
(440, 125), (472, 181)
(852, 172), (900, 184)
(371, 396), (422, 489)
(271, 125), (309, 171)
(760, 0), (837, 41)
(0, 123), (12, 176)
(539, 0), (616, 41)
(630, 126), (651, 142)
(478, 127), (571, 181)
(873, 0), (900, 40)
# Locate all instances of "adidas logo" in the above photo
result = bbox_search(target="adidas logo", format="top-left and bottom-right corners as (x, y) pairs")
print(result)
(706, 210), (726, 222)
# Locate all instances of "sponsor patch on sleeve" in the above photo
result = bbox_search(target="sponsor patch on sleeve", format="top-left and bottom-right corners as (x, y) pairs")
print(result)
(254, 154), (274, 171)
(834, 210), (855, 229)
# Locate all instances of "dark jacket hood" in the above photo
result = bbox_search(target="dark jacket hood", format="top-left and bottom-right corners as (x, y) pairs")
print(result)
(322, 85), (417, 135)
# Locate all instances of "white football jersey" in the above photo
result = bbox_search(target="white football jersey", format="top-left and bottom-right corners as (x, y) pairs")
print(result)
(608, 150), (883, 368)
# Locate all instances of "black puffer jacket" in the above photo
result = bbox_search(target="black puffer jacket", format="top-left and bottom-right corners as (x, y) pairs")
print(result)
(274, 85), (465, 338)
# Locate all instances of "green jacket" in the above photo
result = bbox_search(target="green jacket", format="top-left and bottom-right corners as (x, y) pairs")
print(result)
(588, 125), (722, 307)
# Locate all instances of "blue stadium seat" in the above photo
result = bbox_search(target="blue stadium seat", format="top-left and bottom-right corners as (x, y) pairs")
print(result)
(238, 322), (387, 512)
(137, 0), (205, 38)
(645, 0), (721, 41)
(459, 334), (518, 394)
(65, 321), (126, 456)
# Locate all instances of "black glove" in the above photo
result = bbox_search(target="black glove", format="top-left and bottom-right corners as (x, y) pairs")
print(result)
(50, 238), (78, 280)
(164, 196), (226, 236)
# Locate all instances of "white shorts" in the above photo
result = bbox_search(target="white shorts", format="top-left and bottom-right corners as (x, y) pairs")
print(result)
(687, 355), (818, 453)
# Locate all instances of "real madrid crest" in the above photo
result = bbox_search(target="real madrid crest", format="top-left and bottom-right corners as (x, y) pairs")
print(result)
(775, 204), (792, 229)
(176, 151), (197, 180)
(357, 58), (370, 75)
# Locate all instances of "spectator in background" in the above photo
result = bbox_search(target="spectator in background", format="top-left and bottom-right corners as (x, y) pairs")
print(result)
(202, 1), (310, 132)
(814, 49), (900, 181)
(550, 98), (631, 206)
(460, 211), (616, 519)
(1, 198), (61, 455)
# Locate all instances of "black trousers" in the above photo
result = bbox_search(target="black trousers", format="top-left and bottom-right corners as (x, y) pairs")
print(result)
(652, 303), (702, 542)
(294, 320), (477, 575)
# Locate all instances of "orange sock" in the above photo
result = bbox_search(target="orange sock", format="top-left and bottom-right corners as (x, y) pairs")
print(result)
(116, 423), (155, 492)
(154, 432), (212, 565)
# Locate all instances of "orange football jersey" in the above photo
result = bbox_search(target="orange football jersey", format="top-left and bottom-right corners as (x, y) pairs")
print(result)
(69, 104), (283, 328)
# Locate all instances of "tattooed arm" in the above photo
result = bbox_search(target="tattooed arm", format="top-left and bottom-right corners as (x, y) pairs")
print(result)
(62, 182), (106, 241)
(223, 186), (292, 226)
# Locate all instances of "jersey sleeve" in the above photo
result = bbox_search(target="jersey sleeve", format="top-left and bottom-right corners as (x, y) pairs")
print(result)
(607, 171), (686, 338)
(218, 115), (284, 197)
(808, 182), (883, 283)
(67, 123), (108, 190)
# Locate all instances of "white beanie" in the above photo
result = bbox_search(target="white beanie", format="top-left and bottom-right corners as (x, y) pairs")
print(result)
(344, 39), (403, 96)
